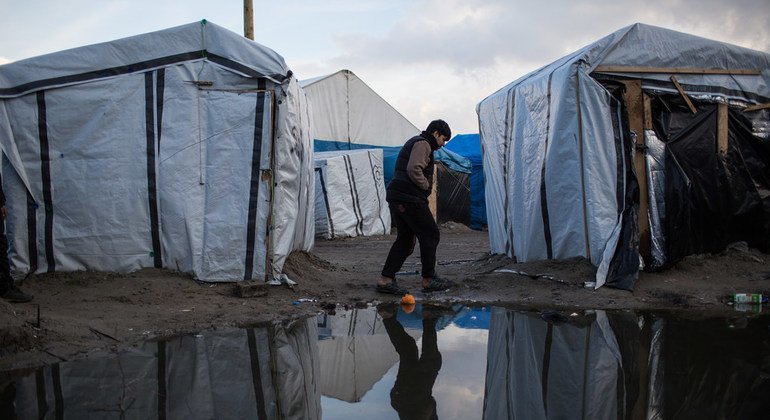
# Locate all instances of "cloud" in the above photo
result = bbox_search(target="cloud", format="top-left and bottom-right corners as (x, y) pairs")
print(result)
(0, 57), (10, 65)
(331, 0), (770, 74)
(302, 0), (770, 133)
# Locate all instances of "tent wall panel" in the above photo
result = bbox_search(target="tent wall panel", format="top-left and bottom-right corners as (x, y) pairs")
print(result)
(314, 149), (389, 239)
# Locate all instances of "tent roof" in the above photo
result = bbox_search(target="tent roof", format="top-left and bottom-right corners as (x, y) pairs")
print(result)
(300, 69), (419, 147)
(480, 22), (770, 108)
(0, 20), (291, 98)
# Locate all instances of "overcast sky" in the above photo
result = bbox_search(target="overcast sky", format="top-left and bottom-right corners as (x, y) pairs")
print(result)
(1, 0), (768, 134)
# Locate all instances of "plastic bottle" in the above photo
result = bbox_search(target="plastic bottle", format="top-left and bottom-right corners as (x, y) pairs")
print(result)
(732, 293), (764, 304)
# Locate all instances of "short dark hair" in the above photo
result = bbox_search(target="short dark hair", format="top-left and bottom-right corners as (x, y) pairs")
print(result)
(426, 119), (451, 139)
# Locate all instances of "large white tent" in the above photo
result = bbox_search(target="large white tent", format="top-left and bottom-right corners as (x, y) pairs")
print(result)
(0, 20), (314, 282)
(301, 69), (418, 151)
(477, 23), (770, 289)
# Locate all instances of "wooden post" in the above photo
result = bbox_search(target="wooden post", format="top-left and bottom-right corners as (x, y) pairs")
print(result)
(429, 165), (438, 221)
(244, 0), (254, 40)
(621, 80), (651, 260)
(717, 103), (729, 154)
(670, 75), (697, 114)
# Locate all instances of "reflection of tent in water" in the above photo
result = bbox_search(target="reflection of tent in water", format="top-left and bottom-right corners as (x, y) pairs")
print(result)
(483, 308), (770, 419)
(477, 23), (770, 290)
(0, 20), (314, 282)
(13, 319), (320, 420)
(314, 149), (390, 239)
(483, 308), (628, 419)
(317, 306), (421, 402)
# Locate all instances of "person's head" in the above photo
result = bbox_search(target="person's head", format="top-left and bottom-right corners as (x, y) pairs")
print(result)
(425, 119), (451, 148)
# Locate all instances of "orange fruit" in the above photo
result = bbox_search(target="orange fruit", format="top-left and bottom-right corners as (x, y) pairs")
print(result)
(401, 294), (415, 305)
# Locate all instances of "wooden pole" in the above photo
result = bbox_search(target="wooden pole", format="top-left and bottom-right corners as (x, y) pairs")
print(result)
(429, 165), (438, 221)
(594, 66), (760, 75)
(244, 0), (254, 40)
(717, 103), (729, 154)
(621, 80), (651, 260)
(670, 75), (697, 114)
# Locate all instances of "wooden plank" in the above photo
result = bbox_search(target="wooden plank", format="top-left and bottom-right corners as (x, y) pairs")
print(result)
(594, 66), (760, 75)
(643, 94), (653, 130)
(429, 164), (438, 221)
(621, 80), (651, 260)
(743, 102), (770, 112)
(717, 103), (729, 154)
(670, 75), (698, 114)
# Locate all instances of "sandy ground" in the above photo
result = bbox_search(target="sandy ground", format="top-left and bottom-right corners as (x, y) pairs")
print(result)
(1, 223), (769, 372)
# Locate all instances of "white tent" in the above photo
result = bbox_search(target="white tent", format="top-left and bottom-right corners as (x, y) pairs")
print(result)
(314, 149), (390, 239)
(477, 23), (770, 289)
(300, 69), (418, 150)
(0, 20), (314, 282)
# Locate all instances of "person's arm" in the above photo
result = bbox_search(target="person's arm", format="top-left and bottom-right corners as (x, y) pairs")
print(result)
(406, 141), (432, 190)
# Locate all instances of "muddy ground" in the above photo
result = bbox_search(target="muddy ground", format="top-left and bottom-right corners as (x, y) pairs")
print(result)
(1, 223), (769, 372)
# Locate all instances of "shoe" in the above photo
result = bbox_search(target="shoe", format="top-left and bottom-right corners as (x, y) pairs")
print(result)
(422, 277), (454, 293)
(422, 303), (456, 319)
(2, 286), (33, 303)
(377, 302), (398, 319)
(376, 282), (410, 296)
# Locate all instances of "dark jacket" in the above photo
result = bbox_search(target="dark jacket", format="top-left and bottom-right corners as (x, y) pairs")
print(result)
(386, 131), (439, 203)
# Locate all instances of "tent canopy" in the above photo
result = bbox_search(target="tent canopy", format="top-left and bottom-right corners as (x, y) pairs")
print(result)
(477, 23), (770, 289)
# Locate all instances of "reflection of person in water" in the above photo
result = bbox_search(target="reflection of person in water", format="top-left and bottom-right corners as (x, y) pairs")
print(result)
(379, 304), (442, 420)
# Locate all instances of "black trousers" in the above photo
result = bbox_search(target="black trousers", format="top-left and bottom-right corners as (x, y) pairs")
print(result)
(381, 202), (440, 279)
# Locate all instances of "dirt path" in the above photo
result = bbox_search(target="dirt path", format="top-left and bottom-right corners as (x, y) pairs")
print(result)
(2, 226), (769, 372)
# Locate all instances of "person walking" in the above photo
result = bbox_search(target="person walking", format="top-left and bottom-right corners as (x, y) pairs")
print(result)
(0, 183), (32, 303)
(377, 119), (454, 295)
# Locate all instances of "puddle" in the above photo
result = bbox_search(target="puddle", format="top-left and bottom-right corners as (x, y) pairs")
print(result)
(2, 306), (769, 419)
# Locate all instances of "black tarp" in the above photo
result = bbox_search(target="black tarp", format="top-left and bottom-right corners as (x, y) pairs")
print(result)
(435, 162), (471, 225)
(650, 95), (770, 268)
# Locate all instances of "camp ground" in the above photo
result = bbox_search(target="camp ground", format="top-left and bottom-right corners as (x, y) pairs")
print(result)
(477, 23), (770, 290)
(0, 20), (315, 283)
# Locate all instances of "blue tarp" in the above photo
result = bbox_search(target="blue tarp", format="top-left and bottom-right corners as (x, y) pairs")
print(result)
(445, 134), (487, 229)
(314, 139), (471, 186)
